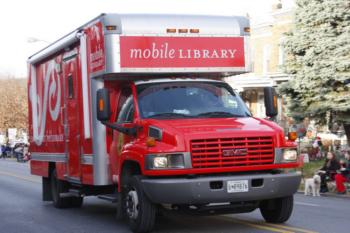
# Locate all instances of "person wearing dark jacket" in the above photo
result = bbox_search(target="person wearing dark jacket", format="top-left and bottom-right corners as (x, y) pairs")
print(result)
(318, 152), (340, 193)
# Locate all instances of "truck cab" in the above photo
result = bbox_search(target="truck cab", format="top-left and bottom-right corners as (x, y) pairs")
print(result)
(28, 14), (301, 233)
(97, 77), (300, 231)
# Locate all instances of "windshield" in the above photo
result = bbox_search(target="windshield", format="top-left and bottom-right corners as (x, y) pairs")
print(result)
(136, 81), (251, 119)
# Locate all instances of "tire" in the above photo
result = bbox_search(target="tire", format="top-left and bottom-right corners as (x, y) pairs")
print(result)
(124, 176), (156, 233)
(260, 196), (294, 223)
(70, 196), (84, 208)
(50, 169), (83, 208)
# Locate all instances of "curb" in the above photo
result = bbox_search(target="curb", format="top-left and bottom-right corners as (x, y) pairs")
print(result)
(297, 190), (350, 199)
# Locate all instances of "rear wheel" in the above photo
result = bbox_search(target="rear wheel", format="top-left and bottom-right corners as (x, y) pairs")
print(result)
(50, 169), (83, 208)
(70, 196), (84, 208)
(260, 196), (294, 223)
(124, 176), (156, 233)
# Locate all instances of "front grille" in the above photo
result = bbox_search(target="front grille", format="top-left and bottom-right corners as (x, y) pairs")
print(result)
(190, 136), (274, 168)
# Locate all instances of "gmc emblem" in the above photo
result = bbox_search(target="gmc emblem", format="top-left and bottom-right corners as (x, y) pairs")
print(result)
(222, 148), (248, 157)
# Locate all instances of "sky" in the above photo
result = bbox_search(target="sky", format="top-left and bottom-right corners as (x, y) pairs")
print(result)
(0, 0), (294, 77)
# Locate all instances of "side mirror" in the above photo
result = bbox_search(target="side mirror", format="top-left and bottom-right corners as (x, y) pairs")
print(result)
(96, 88), (111, 122)
(264, 87), (278, 118)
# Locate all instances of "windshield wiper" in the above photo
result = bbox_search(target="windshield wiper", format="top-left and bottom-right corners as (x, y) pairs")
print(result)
(147, 112), (194, 119)
(196, 111), (245, 118)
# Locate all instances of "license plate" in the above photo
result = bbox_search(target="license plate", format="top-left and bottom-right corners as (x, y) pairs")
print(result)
(227, 180), (249, 193)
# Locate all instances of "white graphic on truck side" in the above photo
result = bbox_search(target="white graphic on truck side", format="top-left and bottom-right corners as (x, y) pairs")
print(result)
(29, 60), (61, 146)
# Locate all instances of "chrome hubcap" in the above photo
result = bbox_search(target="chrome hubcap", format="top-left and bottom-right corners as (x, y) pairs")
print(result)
(126, 190), (139, 220)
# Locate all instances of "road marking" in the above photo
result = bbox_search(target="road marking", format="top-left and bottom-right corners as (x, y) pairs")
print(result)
(262, 222), (318, 233)
(0, 170), (41, 184)
(219, 216), (319, 233)
(295, 201), (320, 207)
(217, 216), (295, 233)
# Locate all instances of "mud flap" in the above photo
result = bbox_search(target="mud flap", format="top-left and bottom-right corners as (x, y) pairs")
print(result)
(43, 177), (53, 201)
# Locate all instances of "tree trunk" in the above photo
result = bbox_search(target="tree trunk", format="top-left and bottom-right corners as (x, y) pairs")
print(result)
(343, 123), (350, 146)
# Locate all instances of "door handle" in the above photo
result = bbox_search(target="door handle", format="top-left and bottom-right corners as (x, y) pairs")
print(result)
(60, 106), (65, 126)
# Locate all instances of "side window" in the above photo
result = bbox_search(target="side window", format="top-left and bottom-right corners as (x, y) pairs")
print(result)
(68, 75), (74, 98)
(116, 88), (134, 124)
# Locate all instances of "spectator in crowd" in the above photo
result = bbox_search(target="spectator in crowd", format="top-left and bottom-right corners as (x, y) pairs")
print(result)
(318, 151), (340, 193)
(334, 145), (344, 161)
(1, 143), (11, 158)
(13, 143), (24, 162)
(312, 137), (323, 160)
(335, 152), (350, 194)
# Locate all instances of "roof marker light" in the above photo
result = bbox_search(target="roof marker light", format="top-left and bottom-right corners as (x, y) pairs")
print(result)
(178, 29), (188, 33)
(166, 28), (176, 33)
(106, 25), (117, 31)
(190, 29), (200, 33)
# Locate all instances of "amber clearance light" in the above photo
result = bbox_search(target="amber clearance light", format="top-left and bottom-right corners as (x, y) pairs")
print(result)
(99, 99), (104, 111)
(178, 29), (188, 33)
(166, 28), (176, 33)
(146, 137), (156, 147)
(190, 29), (200, 33)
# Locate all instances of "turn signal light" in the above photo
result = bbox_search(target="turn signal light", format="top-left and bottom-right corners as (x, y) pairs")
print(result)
(146, 137), (156, 147)
(99, 99), (104, 111)
(244, 27), (250, 33)
(288, 132), (297, 141)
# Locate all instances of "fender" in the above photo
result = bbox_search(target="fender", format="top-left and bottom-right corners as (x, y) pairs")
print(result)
(117, 150), (145, 192)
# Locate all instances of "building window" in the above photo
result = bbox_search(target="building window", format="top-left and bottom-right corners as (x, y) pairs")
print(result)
(263, 45), (271, 74)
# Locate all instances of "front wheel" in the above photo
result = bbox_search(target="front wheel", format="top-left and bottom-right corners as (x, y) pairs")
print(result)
(260, 196), (294, 223)
(124, 176), (156, 233)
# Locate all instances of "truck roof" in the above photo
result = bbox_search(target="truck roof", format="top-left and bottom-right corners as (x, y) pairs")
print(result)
(103, 13), (249, 35)
(28, 13), (249, 63)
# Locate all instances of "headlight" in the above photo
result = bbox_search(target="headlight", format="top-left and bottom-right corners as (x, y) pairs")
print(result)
(146, 153), (191, 169)
(275, 148), (298, 163)
(283, 149), (297, 161)
(153, 156), (168, 168)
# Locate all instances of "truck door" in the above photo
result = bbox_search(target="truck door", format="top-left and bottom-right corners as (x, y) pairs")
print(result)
(63, 56), (81, 180)
(110, 87), (134, 176)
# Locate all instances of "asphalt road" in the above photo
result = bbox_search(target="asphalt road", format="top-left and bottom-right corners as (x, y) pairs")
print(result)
(0, 159), (348, 233)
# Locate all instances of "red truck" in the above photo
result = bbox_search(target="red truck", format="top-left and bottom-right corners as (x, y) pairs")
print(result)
(28, 14), (301, 233)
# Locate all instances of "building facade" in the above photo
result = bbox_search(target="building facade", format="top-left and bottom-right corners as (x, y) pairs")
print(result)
(226, 1), (294, 130)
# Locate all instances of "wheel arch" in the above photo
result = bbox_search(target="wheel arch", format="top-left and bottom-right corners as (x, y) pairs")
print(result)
(119, 159), (142, 192)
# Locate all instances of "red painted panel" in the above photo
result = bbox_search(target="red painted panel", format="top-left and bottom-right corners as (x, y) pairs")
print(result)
(30, 161), (49, 177)
(63, 58), (81, 179)
(28, 56), (65, 154)
(85, 21), (105, 73)
(81, 164), (94, 185)
(56, 162), (66, 180)
(120, 36), (245, 68)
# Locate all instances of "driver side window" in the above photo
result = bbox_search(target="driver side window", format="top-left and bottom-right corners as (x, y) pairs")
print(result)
(116, 88), (134, 124)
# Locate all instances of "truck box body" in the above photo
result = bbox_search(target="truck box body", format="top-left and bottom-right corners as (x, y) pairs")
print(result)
(28, 13), (300, 232)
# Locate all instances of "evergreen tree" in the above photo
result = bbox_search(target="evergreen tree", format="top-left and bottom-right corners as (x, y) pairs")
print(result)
(280, 0), (350, 143)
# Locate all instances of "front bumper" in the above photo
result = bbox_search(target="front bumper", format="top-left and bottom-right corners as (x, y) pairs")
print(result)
(141, 172), (301, 204)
